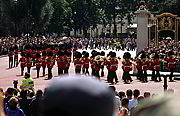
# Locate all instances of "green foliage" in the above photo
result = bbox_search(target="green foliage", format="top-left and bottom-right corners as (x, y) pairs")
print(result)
(0, 0), (179, 36)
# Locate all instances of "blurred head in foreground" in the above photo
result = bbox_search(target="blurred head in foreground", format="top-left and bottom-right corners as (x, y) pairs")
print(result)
(132, 96), (180, 116)
(42, 76), (115, 116)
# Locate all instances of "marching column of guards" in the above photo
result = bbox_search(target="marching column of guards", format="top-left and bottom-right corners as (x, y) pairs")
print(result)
(7, 43), (178, 84)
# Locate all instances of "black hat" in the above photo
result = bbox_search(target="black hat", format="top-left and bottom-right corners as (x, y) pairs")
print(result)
(140, 53), (146, 59)
(36, 52), (41, 58)
(84, 52), (89, 57)
(101, 51), (105, 56)
(42, 77), (115, 116)
(111, 52), (116, 58)
(75, 52), (82, 58)
(168, 51), (174, 57)
(123, 52), (131, 59)
(48, 51), (53, 56)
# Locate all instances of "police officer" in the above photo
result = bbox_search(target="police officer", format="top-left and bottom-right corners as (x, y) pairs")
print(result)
(20, 73), (34, 91)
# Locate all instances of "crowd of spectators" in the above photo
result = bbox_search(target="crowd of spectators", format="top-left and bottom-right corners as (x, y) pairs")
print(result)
(0, 83), (175, 116)
(0, 36), (136, 56)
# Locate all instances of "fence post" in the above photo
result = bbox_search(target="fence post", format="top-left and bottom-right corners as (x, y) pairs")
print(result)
(163, 75), (168, 91)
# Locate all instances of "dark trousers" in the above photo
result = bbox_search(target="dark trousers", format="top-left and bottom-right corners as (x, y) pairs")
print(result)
(21, 67), (24, 76)
(14, 58), (18, 67)
(64, 67), (69, 74)
(123, 71), (132, 83)
(27, 67), (31, 74)
(9, 59), (13, 68)
(95, 70), (100, 79)
(58, 68), (64, 75)
(108, 72), (118, 84)
(169, 71), (174, 81)
(37, 67), (40, 78)
(42, 66), (46, 76)
(91, 68), (96, 76)
(142, 70), (148, 82)
(48, 68), (53, 79)
(100, 67), (104, 77)
(75, 68), (81, 74)
(154, 71), (161, 82)
(137, 70), (143, 80)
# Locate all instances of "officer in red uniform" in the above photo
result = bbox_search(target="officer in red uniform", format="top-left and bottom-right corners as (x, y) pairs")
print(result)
(122, 52), (133, 84)
(74, 52), (82, 74)
(8, 48), (14, 68)
(107, 52), (118, 84)
(100, 51), (105, 77)
(35, 52), (42, 78)
(19, 52), (26, 76)
(135, 58), (143, 81)
(82, 51), (87, 74)
(153, 53), (161, 82)
(26, 52), (32, 74)
(82, 52), (90, 75)
(56, 51), (65, 75)
(64, 50), (71, 74)
(165, 51), (176, 82)
(141, 53), (148, 83)
(14, 50), (19, 67)
(41, 51), (47, 77)
(90, 50), (97, 76)
(47, 51), (54, 79)
(94, 54), (101, 79)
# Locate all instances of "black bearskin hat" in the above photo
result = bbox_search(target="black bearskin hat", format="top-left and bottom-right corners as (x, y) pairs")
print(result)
(140, 53), (146, 59)
(75, 52), (82, 58)
(101, 51), (105, 56)
(111, 52), (116, 58)
(36, 52), (41, 58)
(153, 53), (160, 59)
(21, 52), (25, 56)
(123, 52), (131, 59)
(48, 51), (53, 56)
(84, 52), (89, 57)
(82, 51), (87, 56)
(168, 51), (174, 57)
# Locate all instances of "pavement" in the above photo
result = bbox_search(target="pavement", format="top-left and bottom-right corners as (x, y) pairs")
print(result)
(1, 50), (180, 96)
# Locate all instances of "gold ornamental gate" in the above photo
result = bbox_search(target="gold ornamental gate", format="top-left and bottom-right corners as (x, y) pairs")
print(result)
(148, 13), (180, 47)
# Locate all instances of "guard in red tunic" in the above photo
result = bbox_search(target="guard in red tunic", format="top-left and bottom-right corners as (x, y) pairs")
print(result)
(100, 51), (105, 77)
(90, 50), (97, 76)
(74, 52), (82, 74)
(141, 53), (148, 83)
(64, 50), (72, 74)
(8, 48), (14, 68)
(94, 55), (101, 79)
(135, 58), (143, 81)
(107, 52), (118, 84)
(14, 50), (19, 67)
(153, 53), (161, 82)
(82, 52), (90, 75)
(56, 51), (65, 75)
(122, 52), (133, 84)
(41, 51), (47, 77)
(47, 51), (54, 79)
(19, 52), (26, 76)
(26, 52), (32, 74)
(35, 52), (42, 78)
(82, 51), (87, 74)
(165, 51), (176, 82)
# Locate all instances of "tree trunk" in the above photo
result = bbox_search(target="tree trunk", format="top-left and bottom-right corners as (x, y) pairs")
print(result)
(113, 12), (117, 38)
